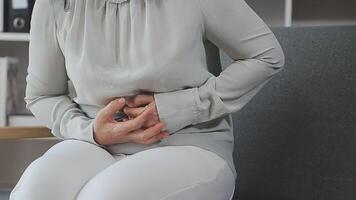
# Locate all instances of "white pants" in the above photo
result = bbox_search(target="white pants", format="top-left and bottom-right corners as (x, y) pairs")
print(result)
(9, 139), (236, 200)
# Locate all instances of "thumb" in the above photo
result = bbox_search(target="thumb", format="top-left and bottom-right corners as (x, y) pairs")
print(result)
(100, 98), (126, 121)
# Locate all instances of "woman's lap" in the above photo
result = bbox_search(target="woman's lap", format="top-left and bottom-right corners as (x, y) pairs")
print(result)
(76, 145), (235, 200)
(10, 141), (235, 200)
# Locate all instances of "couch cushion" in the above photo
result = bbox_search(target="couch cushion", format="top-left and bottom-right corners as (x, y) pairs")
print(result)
(221, 25), (356, 200)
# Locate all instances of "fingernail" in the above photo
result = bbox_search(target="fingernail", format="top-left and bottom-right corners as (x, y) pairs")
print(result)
(119, 98), (125, 103)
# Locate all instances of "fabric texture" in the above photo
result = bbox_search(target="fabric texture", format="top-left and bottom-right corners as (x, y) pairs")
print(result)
(24, 0), (285, 180)
(9, 140), (236, 200)
(230, 25), (356, 200)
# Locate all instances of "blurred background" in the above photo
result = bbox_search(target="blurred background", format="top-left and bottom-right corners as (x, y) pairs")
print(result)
(0, 0), (355, 199)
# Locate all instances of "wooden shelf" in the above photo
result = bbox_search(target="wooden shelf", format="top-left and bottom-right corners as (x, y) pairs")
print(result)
(0, 32), (29, 42)
(0, 126), (54, 139)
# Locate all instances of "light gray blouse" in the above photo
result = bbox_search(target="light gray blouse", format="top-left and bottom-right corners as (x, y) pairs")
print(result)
(25, 0), (285, 180)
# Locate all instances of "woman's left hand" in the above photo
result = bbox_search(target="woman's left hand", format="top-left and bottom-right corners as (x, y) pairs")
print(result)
(123, 93), (161, 129)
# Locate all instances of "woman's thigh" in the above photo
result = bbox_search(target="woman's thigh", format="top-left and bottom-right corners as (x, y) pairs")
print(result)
(9, 139), (116, 200)
(76, 145), (236, 200)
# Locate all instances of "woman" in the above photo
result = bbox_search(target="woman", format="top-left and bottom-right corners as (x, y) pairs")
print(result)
(10, 0), (285, 199)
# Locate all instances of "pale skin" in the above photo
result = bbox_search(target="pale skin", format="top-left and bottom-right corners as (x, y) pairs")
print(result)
(93, 93), (170, 146)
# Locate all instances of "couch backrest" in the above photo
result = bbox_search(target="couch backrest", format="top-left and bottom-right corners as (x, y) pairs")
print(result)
(220, 25), (356, 200)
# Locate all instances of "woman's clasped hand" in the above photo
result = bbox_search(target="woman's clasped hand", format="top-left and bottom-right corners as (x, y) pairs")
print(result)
(93, 93), (170, 146)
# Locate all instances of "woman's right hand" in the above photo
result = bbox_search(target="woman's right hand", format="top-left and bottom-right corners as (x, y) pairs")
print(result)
(93, 98), (169, 146)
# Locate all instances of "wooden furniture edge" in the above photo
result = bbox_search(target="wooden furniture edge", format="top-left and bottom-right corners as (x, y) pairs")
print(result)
(0, 126), (54, 139)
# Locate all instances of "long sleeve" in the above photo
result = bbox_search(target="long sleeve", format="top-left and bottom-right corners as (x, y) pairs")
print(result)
(24, 0), (103, 147)
(153, 0), (285, 133)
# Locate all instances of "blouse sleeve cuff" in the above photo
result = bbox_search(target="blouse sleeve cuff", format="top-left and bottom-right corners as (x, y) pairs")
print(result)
(153, 87), (201, 134)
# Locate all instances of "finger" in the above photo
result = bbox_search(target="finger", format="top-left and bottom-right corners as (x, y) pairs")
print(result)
(115, 104), (154, 133)
(129, 122), (167, 144)
(143, 119), (159, 128)
(123, 106), (146, 118)
(141, 112), (160, 128)
(98, 98), (126, 122)
(126, 94), (154, 107)
(136, 122), (166, 140)
(124, 128), (168, 144)
(140, 131), (170, 145)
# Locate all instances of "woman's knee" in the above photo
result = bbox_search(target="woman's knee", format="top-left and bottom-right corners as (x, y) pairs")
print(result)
(9, 139), (116, 200)
(160, 162), (236, 200)
(43, 139), (113, 161)
(9, 155), (62, 200)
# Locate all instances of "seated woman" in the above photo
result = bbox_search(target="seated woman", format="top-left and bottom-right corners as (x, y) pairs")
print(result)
(10, 0), (285, 199)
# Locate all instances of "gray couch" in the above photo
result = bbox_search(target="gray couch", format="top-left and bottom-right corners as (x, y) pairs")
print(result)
(221, 25), (356, 200)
